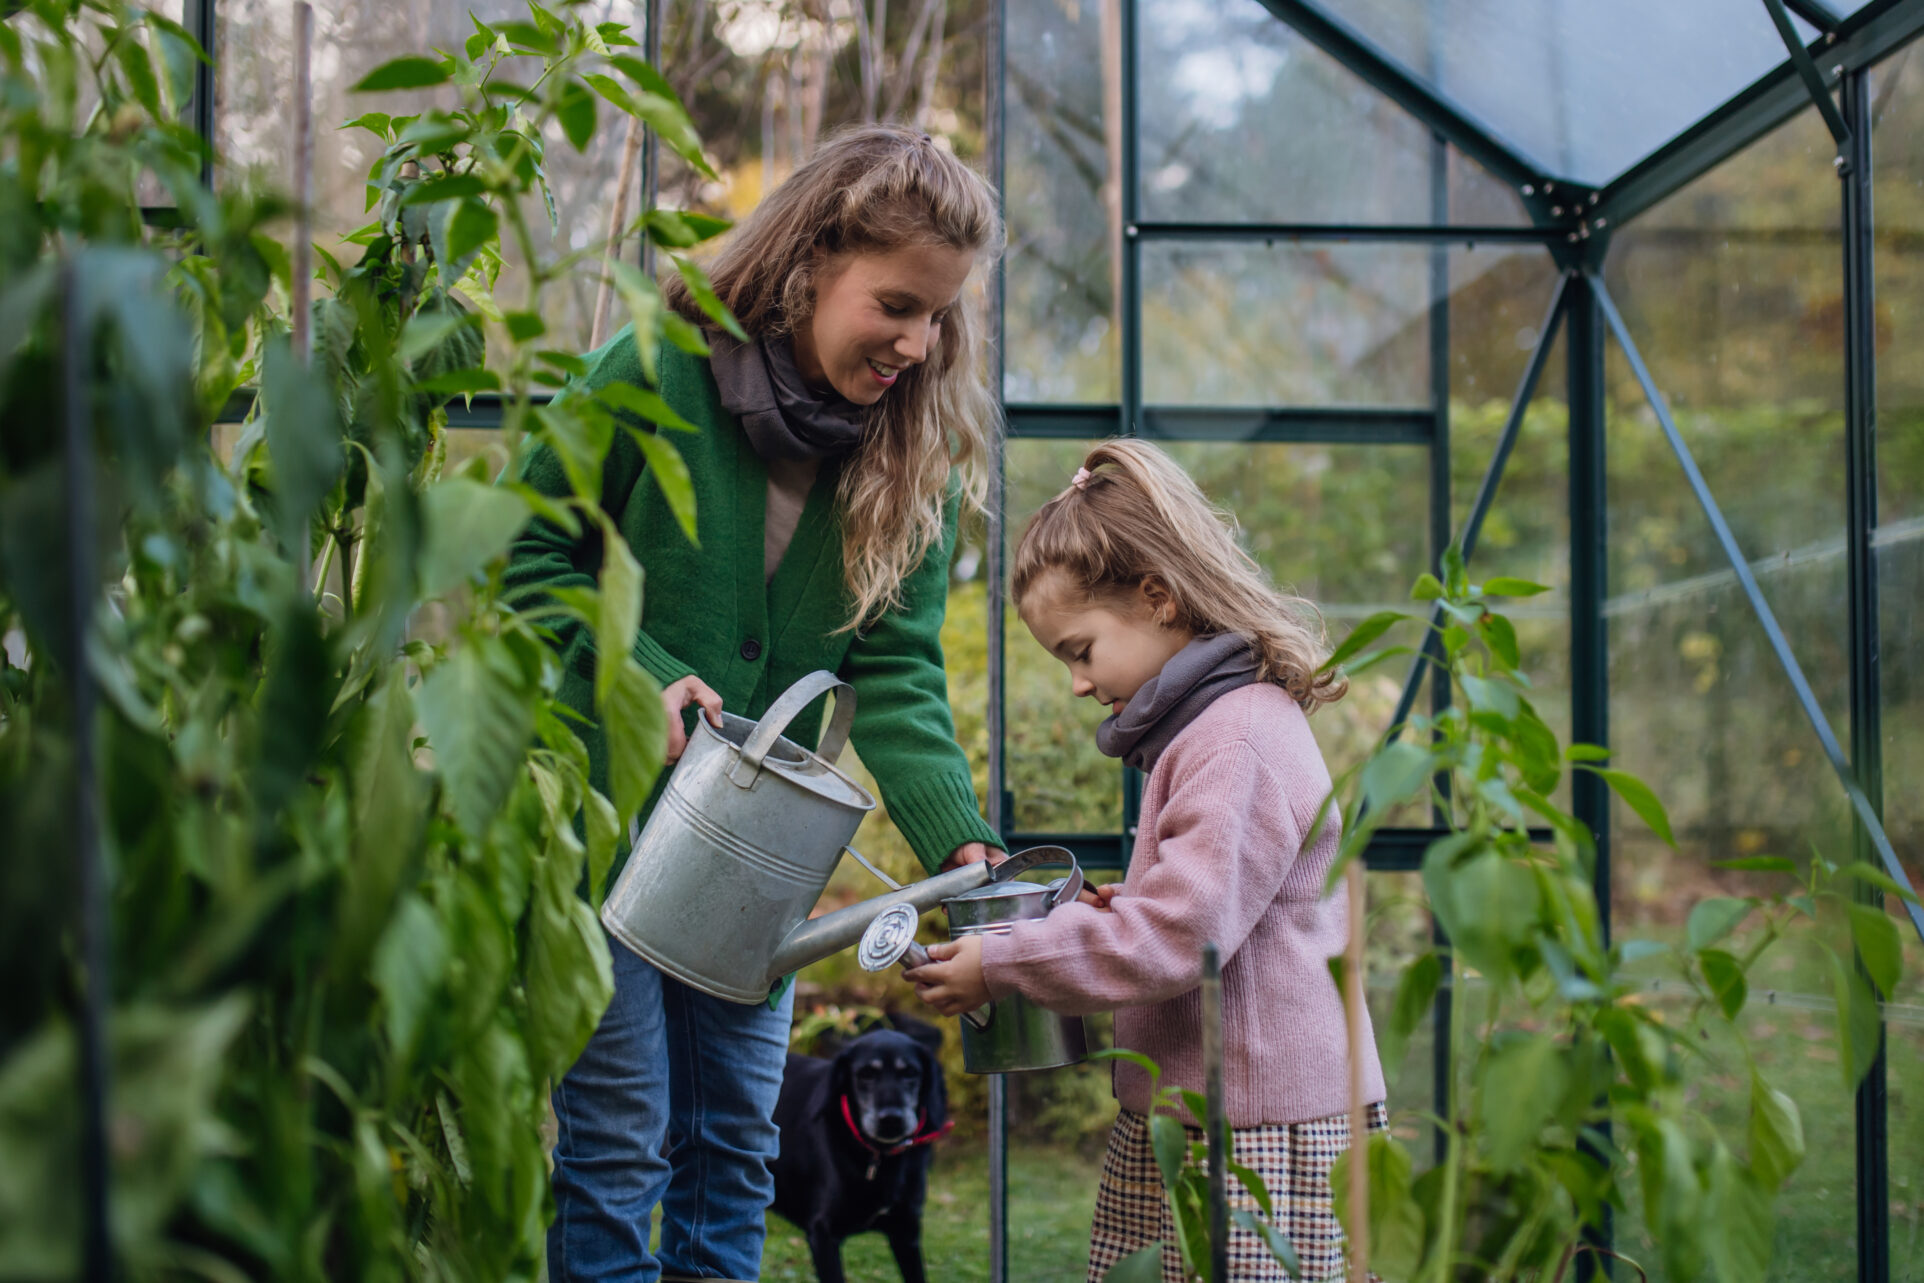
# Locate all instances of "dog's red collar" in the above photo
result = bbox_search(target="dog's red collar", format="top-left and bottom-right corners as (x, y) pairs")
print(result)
(838, 1093), (954, 1178)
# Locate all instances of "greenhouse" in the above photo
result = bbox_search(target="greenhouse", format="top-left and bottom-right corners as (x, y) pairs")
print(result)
(3, 0), (1923, 1280)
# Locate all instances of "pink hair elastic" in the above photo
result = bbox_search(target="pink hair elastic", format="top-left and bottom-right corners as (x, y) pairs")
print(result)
(1071, 466), (1092, 491)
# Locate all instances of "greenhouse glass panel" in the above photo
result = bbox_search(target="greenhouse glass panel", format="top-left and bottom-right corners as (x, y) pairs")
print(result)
(1138, 0), (1433, 224)
(1873, 57), (1924, 1275)
(1004, 439), (1123, 834)
(1137, 0), (1527, 226)
(1873, 44), (1924, 917)
(1005, 0), (1117, 403)
(1307, 0), (1818, 187)
(1602, 104), (1849, 752)
(1446, 145), (1531, 226)
(1141, 242), (1433, 405)
(1003, 1022), (1110, 1282)
(1894, 1008), (1924, 1283)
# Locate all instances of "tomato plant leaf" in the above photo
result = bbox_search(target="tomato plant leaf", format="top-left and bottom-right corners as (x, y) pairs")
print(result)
(1698, 948), (1747, 1020)
(1583, 766), (1676, 846)
(354, 56), (451, 92)
(1686, 897), (1751, 953)
(1846, 901), (1901, 997)
(1748, 1071), (1804, 1191)
(1322, 610), (1408, 672)
(417, 639), (536, 836)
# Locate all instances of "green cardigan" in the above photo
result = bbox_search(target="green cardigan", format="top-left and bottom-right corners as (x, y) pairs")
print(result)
(504, 327), (1001, 890)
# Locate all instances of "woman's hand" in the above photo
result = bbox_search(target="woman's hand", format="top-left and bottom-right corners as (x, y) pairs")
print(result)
(660, 675), (724, 764)
(939, 842), (1005, 872)
(905, 937), (991, 1016)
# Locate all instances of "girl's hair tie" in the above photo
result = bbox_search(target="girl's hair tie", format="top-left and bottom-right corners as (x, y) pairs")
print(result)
(1071, 466), (1093, 491)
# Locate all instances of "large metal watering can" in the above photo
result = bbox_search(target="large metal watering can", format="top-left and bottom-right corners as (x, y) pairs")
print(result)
(599, 670), (1056, 1004)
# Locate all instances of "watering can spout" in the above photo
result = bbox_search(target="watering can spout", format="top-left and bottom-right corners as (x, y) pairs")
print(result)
(765, 861), (991, 982)
(763, 845), (1073, 984)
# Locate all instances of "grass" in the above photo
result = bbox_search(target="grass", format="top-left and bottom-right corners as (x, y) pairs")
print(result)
(759, 1142), (1102, 1283)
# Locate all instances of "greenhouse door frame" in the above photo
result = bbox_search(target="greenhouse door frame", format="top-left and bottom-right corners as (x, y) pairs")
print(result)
(984, 2), (1924, 1281)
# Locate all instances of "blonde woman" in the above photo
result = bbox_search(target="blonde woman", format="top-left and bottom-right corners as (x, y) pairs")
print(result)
(506, 126), (1005, 1283)
(908, 440), (1387, 1282)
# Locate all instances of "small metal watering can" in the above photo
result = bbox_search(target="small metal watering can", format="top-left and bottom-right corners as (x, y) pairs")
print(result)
(858, 851), (1091, 1074)
(599, 670), (1057, 1004)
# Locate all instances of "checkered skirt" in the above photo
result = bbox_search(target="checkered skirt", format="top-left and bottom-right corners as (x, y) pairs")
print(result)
(1085, 1101), (1390, 1283)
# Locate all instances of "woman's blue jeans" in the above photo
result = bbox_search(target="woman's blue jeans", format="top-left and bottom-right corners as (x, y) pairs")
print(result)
(548, 928), (794, 1282)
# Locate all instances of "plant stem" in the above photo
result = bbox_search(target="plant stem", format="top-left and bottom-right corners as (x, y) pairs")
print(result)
(311, 528), (336, 602)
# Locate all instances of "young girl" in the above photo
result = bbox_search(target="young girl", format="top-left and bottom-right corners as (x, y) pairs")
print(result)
(507, 126), (1006, 1283)
(907, 440), (1387, 1283)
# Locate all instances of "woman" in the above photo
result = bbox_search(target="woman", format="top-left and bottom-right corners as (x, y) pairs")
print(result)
(505, 125), (1005, 1283)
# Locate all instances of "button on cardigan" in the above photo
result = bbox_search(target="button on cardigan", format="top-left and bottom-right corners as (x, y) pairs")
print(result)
(503, 327), (1002, 891)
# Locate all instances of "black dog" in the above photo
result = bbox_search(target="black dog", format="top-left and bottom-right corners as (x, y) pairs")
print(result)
(771, 1018), (951, 1283)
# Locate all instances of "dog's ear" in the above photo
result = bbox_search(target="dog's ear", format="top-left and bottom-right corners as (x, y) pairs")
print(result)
(829, 1041), (857, 1102)
(915, 1038), (947, 1129)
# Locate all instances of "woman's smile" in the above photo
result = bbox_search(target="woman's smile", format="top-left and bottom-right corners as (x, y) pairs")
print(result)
(794, 243), (976, 406)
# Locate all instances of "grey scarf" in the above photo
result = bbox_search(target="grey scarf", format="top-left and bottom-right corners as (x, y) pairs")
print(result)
(708, 331), (866, 463)
(1095, 633), (1262, 773)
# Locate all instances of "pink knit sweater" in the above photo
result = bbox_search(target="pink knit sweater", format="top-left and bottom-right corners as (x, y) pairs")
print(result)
(979, 683), (1386, 1127)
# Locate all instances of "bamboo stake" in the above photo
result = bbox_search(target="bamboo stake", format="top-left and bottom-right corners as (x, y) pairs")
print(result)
(291, 3), (313, 364)
(291, 2), (314, 590)
(1202, 942), (1229, 1283)
(590, 112), (646, 350)
(1346, 860), (1371, 1283)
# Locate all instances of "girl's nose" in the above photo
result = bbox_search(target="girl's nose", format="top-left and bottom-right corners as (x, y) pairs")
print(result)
(1071, 674), (1095, 698)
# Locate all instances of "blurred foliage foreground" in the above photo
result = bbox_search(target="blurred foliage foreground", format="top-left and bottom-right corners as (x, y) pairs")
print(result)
(0, 1), (736, 1277)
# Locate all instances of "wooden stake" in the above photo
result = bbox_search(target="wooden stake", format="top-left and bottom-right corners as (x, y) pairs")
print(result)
(590, 112), (646, 350)
(1346, 859), (1371, 1283)
(291, 2), (313, 364)
(291, 2), (314, 590)
(1202, 942), (1228, 1283)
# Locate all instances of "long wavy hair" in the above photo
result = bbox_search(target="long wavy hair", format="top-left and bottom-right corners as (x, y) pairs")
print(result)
(662, 125), (1003, 630)
(1011, 439), (1349, 711)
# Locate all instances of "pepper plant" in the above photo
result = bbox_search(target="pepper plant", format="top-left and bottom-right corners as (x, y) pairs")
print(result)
(1319, 550), (1911, 1281)
(0, 0), (729, 1276)
(1092, 550), (1909, 1282)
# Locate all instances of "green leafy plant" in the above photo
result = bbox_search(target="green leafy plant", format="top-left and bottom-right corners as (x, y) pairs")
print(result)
(1092, 1049), (1305, 1283)
(1318, 549), (1912, 1282)
(0, 1), (730, 1276)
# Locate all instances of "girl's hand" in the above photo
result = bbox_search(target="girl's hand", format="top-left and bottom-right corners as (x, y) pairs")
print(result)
(1081, 883), (1122, 912)
(660, 675), (724, 764)
(904, 937), (990, 1016)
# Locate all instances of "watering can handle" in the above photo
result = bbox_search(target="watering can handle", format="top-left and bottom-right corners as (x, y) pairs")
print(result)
(732, 670), (856, 786)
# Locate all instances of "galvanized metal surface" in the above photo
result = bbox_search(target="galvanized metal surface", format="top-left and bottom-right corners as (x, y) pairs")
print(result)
(599, 672), (999, 1003)
(944, 852), (1090, 1074)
